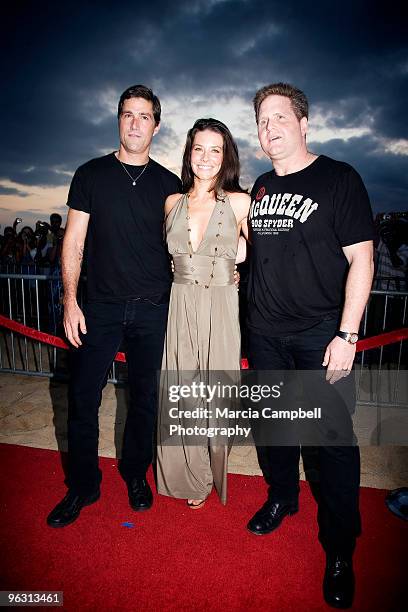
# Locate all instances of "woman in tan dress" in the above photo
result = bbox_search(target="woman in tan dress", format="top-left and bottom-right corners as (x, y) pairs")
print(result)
(157, 118), (250, 508)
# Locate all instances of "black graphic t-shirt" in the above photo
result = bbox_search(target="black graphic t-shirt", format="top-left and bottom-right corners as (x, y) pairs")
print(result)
(247, 155), (374, 335)
(67, 153), (181, 302)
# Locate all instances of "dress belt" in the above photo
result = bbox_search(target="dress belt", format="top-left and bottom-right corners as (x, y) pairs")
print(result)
(173, 254), (235, 286)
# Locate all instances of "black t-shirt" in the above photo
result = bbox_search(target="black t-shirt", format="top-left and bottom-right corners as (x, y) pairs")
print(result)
(247, 155), (375, 335)
(67, 153), (181, 302)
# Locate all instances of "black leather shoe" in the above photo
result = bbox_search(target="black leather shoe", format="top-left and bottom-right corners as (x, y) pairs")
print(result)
(47, 489), (100, 528)
(127, 478), (153, 511)
(323, 554), (355, 609)
(247, 499), (298, 535)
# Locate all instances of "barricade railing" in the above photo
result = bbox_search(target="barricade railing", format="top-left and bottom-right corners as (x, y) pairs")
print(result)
(1, 272), (407, 396)
(0, 271), (123, 382)
(358, 289), (407, 407)
(372, 275), (407, 292)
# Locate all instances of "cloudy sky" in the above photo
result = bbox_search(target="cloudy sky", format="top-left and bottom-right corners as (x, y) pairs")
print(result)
(1, 0), (406, 229)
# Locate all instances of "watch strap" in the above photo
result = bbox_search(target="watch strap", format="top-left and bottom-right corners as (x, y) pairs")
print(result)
(336, 331), (359, 344)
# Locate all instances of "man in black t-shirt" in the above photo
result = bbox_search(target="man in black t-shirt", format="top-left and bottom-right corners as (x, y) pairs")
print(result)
(47, 85), (181, 528)
(246, 83), (374, 609)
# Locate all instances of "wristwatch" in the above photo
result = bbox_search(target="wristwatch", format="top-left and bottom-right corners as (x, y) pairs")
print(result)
(336, 330), (359, 344)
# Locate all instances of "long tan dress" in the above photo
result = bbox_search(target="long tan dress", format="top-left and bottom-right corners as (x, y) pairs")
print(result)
(157, 192), (241, 504)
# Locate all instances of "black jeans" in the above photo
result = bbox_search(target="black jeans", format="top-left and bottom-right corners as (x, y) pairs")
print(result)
(247, 318), (361, 555)
(67, 297), (169, 496)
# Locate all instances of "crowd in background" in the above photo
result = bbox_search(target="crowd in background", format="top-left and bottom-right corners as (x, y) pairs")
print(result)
(0, 213), (65, 271)
(0, 213), (66, 333)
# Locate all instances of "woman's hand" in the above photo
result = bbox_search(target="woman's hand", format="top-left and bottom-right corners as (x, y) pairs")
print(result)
(234, 265), (240, 291)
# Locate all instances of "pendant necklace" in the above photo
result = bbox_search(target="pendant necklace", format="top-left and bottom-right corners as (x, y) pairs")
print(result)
(117, 156), (149, 186)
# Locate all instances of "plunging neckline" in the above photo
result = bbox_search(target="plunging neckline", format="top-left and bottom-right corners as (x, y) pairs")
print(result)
(185, 194), (219, 254)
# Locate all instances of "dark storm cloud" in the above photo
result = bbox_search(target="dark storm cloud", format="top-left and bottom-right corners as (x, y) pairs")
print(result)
(152, 124), (184, 163)
(0, 186), (30, 197)
(1, 0), (407, 213)
(234, 137), (269, 188)
(309, 135), (408, 212)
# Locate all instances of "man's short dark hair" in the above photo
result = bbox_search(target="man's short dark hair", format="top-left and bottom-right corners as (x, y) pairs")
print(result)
(50, 213), (62, 224)
(117, 85), (161, 125)
(253, 83), (309, 123)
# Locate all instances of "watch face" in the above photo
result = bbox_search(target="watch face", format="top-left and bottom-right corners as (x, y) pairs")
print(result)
(350, 333), (359, 344)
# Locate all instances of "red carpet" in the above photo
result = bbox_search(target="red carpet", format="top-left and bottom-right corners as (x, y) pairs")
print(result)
(0, 444), (406, 611)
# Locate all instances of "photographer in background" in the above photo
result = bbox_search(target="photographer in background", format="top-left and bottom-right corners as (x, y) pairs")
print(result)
(32, 214), (65, 268)
(0, 218), (22, 267)
(46, 214), (65, 333)
(32, 221), (50, 267)
(365, 213), (408, 366)
(16, 226), (36, 267)
(1, 226), (18, 265)
(31, 214), (66, 332)
(50, 213), (63, 233)
(374, 213), (408, 291)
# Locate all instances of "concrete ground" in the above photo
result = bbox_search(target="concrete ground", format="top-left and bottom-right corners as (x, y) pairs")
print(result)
(1, 372), (407, 489)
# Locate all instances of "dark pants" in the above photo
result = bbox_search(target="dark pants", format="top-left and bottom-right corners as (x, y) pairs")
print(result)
(67, 297), (169, 496)
(247, 318), (361, 555)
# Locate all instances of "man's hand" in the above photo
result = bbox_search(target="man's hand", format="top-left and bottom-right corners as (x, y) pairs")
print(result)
(322, 336), (356, 384)
(63, 299), (87, 348)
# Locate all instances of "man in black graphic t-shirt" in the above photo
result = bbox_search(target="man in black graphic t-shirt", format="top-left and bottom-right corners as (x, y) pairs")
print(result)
(47, 85), (181, 528)
(246, 83), (374, 609)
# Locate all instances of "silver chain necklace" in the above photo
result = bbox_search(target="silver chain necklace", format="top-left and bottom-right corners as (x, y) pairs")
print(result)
(117, 156), (149, 186)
